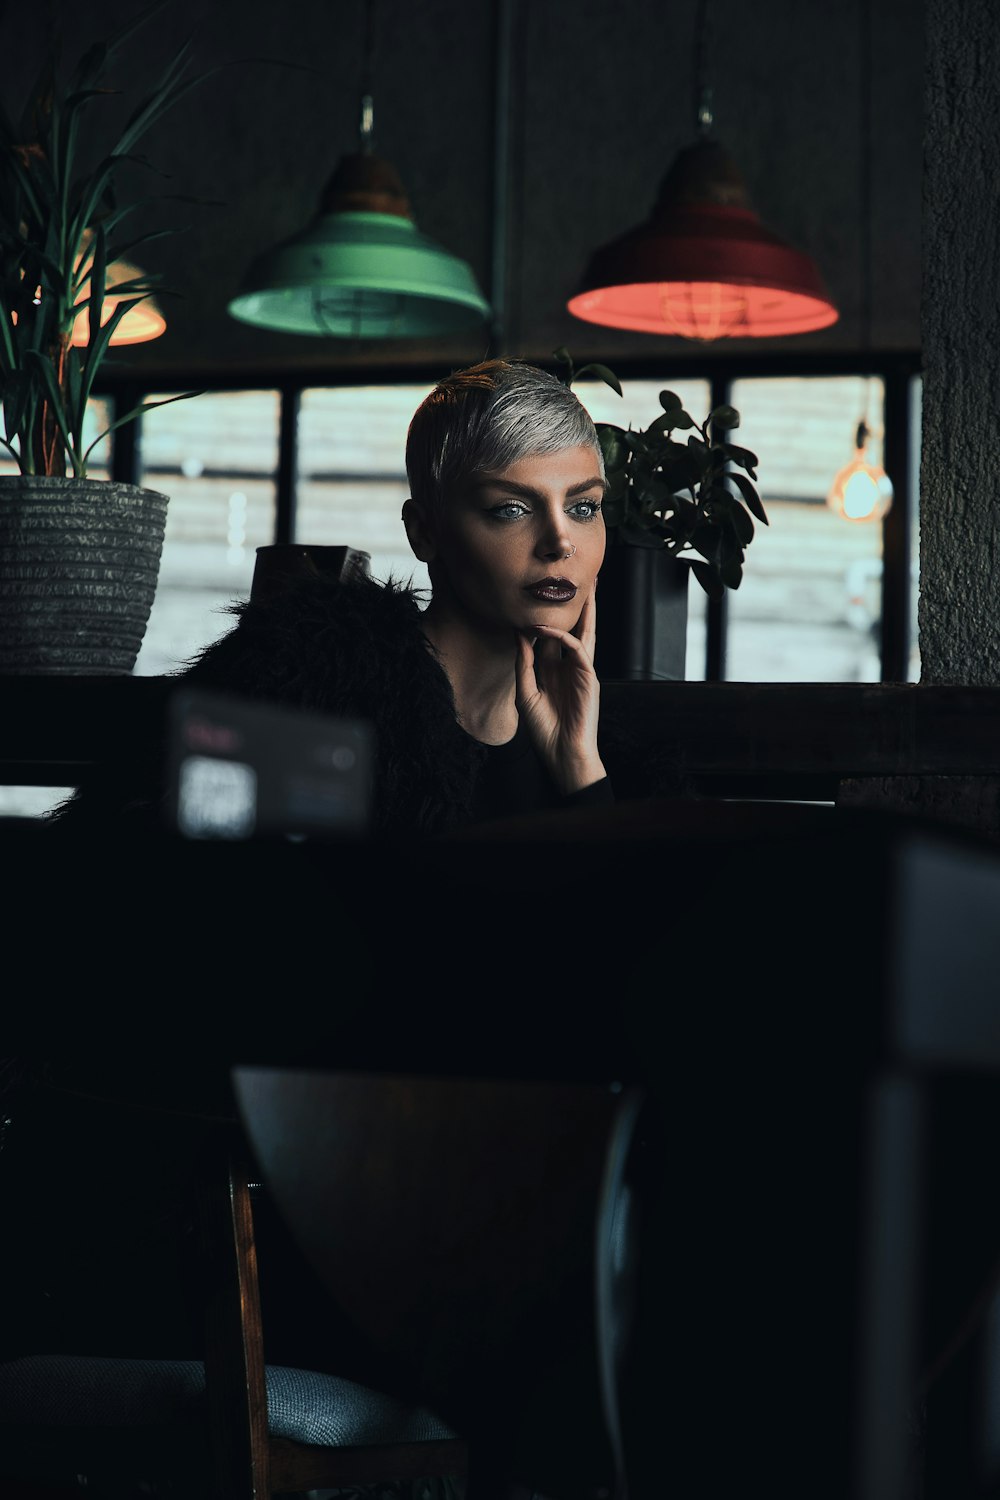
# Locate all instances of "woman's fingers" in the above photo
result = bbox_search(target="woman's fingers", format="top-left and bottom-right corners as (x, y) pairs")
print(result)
(573, 585), (598, 660)
(515, 630), (567, 701)
(514, 630), (539, 707)
(533, 631), (563, 666)
(518, 623), (604, 792)
(531, 622), (589, 660)
(532, 624), (594, 695)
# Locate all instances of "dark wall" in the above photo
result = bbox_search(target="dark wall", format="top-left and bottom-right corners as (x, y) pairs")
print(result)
(2, 0), (924, 381)
(919, 0), (1000, 685)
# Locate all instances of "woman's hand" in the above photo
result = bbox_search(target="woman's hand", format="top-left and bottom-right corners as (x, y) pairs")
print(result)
(514, 583), (607, 796)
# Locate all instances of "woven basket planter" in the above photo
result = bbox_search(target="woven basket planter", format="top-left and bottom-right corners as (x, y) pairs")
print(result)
(0, 477), (169, 675)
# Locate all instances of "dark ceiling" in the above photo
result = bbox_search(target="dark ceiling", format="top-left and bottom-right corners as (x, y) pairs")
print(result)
(3, 0), (924, 382)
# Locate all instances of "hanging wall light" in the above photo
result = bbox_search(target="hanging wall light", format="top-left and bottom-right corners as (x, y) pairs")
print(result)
(827, 413), (893, 522)
(228, 0), (490, 340)
(566, 0), (838, 341)
(70, 231), (166, 346)
(826, 0), (892, 523)
(16, 230), (167, 346)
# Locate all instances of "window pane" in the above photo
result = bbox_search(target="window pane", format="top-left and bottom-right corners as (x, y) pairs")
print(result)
(134, 391), (279, 674)
(0, 397), (112, 479)
(727, 376), (889, 682)
(83, 398), (113, 478)
(0, 786), (75, 820)
(297, 386), (437, 590)
(572, 375), (710, 434)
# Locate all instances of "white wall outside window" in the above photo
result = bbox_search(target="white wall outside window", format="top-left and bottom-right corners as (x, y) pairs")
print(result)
(133, 390), (279, 675)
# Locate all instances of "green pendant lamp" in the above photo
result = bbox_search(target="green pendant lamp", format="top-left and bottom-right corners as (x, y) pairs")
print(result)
(228, 93), (490, 340)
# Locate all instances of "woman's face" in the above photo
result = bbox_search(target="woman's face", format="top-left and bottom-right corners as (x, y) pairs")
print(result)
(422, 444), (607, 637)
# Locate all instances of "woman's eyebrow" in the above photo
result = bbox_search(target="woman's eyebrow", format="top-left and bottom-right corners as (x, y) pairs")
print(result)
(479, 474), (607, 498)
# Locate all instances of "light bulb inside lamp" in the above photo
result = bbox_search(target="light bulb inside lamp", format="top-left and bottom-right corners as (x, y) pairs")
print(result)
(659, 282), (748, 340)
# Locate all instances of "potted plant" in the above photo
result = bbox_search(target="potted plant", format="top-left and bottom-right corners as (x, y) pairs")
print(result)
(554, 348), (767, 679)
(0, 4), (206, 674)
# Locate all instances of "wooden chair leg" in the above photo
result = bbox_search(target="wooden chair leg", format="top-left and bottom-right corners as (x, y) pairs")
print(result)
(196, 1136), (271, 1500)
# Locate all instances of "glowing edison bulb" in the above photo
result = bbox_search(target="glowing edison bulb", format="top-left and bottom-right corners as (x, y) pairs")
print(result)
(659, 281), (748, 340)
(827, 421), (893, 523)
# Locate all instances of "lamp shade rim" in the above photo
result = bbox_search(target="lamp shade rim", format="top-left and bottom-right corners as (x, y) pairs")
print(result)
(228, 283), (491, 326)
(568, 213), (838, 337)
(228, 209), (491, 335)
(567, 281), (839, 337)
(232, 269), (490, 310)
(227, 290), (490, 337)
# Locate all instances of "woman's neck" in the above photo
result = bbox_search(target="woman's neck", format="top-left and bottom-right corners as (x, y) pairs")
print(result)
(421, 601), (518, 746)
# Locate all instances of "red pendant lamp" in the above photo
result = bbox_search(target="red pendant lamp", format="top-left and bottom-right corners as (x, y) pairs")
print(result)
(567, 1), (838, 341)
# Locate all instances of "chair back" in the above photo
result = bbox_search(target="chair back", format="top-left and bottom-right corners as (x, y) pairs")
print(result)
(232, 1068), (644, 1500)
(250, 545), (371, 605)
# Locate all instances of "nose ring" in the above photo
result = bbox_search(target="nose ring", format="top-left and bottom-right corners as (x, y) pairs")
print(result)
(564, 544), (576, 559)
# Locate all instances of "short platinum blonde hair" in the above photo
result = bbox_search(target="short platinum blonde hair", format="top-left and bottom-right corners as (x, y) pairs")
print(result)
(405, 358), (604, 520)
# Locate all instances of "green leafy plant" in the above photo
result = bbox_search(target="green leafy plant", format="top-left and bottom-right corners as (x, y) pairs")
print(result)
(554, 347), (767, 600)
(0, 2), (209, 478)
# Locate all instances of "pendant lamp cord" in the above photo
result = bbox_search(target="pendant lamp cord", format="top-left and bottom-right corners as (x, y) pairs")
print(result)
(693, 0), (714, 136)
(490, 0), (516, 355)
(359, 0), (377, 151)
(860, 0), (872, 438)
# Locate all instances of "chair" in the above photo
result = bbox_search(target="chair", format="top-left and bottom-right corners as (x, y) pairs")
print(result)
(0, 1086), (467, 1500)
(231, 1068), (646, 1500)
(249, 544), (371, 605)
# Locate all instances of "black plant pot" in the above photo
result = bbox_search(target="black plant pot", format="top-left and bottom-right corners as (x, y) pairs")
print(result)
(594, 543), (690, 681)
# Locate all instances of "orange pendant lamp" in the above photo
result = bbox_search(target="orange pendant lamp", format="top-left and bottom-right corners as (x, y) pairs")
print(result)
(17, 230), (167, 347)
(567, 0), (838, 341)
(70, 231), (166, 346)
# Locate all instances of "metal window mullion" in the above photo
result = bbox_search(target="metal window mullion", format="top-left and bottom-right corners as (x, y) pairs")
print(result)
(704, 374), (730, 682)
(880, 364), (913, 682)
(275, 387), (300, 545)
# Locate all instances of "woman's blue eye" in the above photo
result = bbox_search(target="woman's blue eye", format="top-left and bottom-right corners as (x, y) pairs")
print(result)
(488, 502), (530, 520)
(486, 498), (602, 521)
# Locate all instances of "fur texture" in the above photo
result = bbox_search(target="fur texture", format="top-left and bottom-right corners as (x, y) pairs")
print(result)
(180, 575), (484, 837)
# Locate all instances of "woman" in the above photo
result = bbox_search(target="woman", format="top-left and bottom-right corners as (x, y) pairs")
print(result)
(54, 358), (621, 838)
(398, 356), (611, 825)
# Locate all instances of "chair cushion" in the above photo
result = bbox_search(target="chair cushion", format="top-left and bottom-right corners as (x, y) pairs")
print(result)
(0, 1355), (457, 1445)
(265, 1366), (456, 1445)
(0, 1356), (207, 1426)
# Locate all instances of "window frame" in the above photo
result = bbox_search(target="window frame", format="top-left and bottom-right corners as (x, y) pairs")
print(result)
(98, 349), (921, 684)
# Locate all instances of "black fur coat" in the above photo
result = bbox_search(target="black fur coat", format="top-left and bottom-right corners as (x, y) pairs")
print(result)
(181, 575), (485, 836)
(50, 575), (679, 837)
